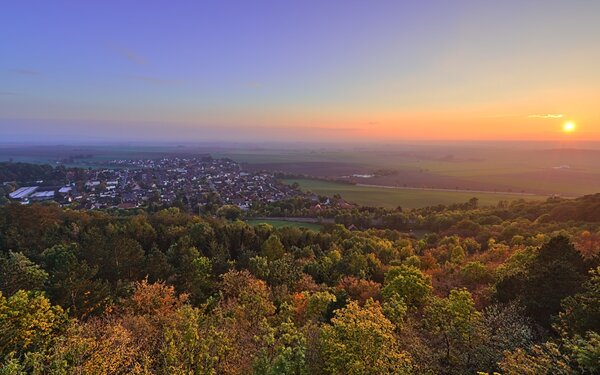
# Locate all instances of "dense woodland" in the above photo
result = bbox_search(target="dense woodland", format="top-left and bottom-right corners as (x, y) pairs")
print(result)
(0, 163), (69, 187)
(1, 194), (600, 374)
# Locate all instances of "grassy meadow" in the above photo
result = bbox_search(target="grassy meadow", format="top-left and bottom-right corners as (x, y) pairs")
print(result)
(245, 218), (323, 231)
(283, 178), (548, 209)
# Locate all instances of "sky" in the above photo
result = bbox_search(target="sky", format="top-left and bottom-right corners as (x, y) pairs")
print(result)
(1, 0), (599, 143)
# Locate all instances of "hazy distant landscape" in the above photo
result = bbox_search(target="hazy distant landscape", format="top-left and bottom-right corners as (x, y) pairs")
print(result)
(3, 142), (600, 208)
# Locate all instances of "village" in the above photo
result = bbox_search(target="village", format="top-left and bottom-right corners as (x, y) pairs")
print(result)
(6, 156), (309, 211)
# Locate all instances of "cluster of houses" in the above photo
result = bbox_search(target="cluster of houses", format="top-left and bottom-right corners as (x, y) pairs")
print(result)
(6, 157), (304, 210)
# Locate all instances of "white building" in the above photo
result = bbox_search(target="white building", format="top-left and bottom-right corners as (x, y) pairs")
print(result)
(9, 186), (39, 201)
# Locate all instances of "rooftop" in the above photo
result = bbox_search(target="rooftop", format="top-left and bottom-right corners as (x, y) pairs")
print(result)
(9, 186), (39, 199)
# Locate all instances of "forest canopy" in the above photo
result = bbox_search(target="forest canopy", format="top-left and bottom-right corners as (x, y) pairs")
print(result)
(0, 198), (598, 374)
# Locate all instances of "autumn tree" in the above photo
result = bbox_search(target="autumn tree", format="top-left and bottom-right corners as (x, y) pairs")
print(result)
(185, 270), (277, 374)
(291, 291), (336, 324)
(573, 230), (600, 260)
(0, 290), (67, 357)
(50, 319), (143, 374)
(120, 279), (189, 359)
(500, 342), (573, 375)
(337, 276), (381, 305)
(320, 299), (413, 375)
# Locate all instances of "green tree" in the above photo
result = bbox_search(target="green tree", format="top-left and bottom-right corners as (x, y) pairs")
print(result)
(424, 288), (483, 371)
(494, 246), (537, 303)
(261, 234), (285, 261)
(167, 240), (213, 304)
(382, 294), (408, 330)
(556, 266), (600, 336)
(460, 261), (490, 285)
(0, 251), (48, 296)
(523, 236), (587, 327)
(217, 205), (243, 221)
(564, 331), (600, 374)
(144, 246), (174, 282)
(449, 245), (466, 264)
(42, 244), (111, 318)
(160, 305), (219, 375)
(382, 265), (432, 308)
(253, 320), (309, 375)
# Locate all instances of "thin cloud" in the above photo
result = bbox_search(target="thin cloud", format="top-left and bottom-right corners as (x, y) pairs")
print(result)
(11, 68), (41, 76)
(242, 81), (263, 89)
(0, 91), (18, 95)
(110, 45), (147, 65)
(293, 126), (359, 132)
(527, 114), (563, 119)
(129, 75), (181, 85)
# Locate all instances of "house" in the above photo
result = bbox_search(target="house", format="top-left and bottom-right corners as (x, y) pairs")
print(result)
(347, 224), (359, 231)
(337, 199), (354, 209)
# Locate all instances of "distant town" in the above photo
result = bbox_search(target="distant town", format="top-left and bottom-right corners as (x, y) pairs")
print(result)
(3, 157), (307, 211)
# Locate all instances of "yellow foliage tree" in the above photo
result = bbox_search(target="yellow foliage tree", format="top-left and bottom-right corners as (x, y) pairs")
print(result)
(320, 299), (413, 375)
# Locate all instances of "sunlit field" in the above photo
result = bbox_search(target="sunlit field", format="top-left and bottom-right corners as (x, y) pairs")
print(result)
(283, 178), (548, 209)
(246, 218), (323, 231)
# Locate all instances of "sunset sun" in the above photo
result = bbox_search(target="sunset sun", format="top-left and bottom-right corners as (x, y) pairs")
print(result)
(563, 121), (576, 133)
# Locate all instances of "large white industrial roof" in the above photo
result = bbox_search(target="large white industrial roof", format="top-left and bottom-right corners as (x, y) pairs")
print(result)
(9, 186), (39, 199)
(31, 190), (55, 198)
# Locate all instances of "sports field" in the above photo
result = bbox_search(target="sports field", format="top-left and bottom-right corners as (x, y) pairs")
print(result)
(283, 178), (548, 209)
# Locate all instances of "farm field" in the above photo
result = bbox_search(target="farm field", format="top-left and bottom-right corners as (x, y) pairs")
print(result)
(283, 178), (548, 209)
(219, 145), (600, 196)
(245, 218), (323, 231)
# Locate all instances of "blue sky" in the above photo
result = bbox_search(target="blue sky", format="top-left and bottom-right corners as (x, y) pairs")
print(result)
(1, 1), (599, 142)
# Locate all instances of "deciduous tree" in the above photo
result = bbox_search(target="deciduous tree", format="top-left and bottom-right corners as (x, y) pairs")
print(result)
(320, 300), (413, 375)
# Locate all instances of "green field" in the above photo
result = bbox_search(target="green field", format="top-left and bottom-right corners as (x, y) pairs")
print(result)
(246, 218), (323, 231)
(283, 178), (548, 209)
(215, 147), (600, 196)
